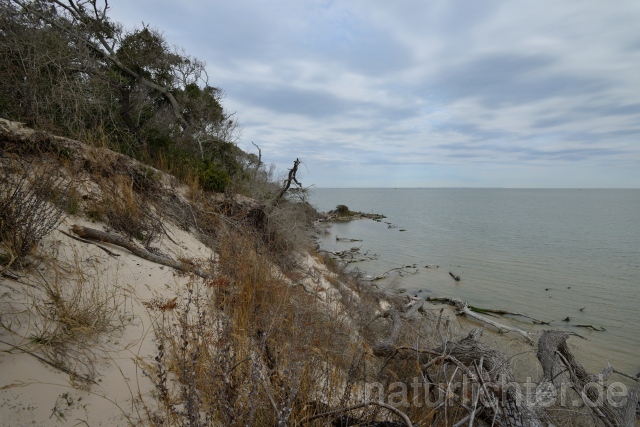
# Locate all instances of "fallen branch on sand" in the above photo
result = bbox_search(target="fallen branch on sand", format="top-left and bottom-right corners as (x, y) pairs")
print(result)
(70, 225), (211, 279)
(59, 229), (120, 257)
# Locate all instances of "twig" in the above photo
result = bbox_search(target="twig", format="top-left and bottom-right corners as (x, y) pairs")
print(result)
(612, 368), (640, 383)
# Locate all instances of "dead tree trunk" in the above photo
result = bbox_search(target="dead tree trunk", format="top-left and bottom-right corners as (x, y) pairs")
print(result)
(537, 330), (640, 427)
(276, 158), (302, 202)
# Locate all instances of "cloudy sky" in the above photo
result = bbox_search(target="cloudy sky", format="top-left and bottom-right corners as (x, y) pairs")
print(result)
(107, 0), (640, 188)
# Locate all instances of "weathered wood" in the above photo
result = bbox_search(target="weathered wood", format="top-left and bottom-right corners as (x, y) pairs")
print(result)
(368, 266), (418, 281)
(59, 229), (120, 257)
(466, 305), (549, 324)
(70, 225), (211, 279)
(449, 271), (461, 281)
(336, 236), (362, 242)
(276, 158), (302, 202)
(537, 330), (640, 427)
(432, 329), (543, 427)
(427, 297), (533, 342)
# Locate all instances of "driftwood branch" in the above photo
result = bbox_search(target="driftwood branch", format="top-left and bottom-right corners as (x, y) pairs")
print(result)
(464, 304), (549, 325)
(427, 297), (533, 342)
(336, 236), (362, 242)
(367, 265), (418, 281)
(575, 324), (606, 331)
(70, 225), (211, 279)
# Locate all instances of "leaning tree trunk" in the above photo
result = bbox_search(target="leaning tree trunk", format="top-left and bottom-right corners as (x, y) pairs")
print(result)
(537, 330), (640, 427)
(276, 158), (302, 202)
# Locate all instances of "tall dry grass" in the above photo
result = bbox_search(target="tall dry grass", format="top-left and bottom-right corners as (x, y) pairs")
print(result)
(142, 230), (365, 426)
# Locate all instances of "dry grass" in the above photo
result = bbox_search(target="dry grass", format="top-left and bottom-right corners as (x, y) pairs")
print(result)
(38, 264), (129, 383)
(1, 246), (132, 384)
(138, 223), (482, 426)
(142, 230), (361, 426)
(86, 174), (163, 245)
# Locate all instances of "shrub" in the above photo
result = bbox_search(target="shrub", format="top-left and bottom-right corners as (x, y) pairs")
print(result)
(0, 159), (67, 268)
(199, 161), (231, 193)
(335, 204), (350, 216)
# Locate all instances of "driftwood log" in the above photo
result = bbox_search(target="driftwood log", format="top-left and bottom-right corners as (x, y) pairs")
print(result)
(537, 330), (640, 427)
(427, 297), (533, 342)
(371, 304), (639, 427)
(70, 225), (212, 279)
(427, 297), (549, 324)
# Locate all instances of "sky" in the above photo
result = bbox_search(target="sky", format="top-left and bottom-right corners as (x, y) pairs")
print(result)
(106, 0), (640, 188)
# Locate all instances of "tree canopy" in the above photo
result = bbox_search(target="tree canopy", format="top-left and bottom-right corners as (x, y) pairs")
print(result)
(0, 0), (251, 192)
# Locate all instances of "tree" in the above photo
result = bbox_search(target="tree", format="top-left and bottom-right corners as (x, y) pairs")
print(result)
(1, 0), (242, 191)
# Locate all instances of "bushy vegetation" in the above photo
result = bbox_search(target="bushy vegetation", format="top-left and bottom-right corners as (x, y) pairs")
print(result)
(0, 0), (263, 195)
(0, 158), (68, 270)
(335, 204), (351, 216)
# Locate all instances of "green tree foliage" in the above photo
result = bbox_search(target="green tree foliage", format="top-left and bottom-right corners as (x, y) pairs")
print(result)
(335, 204), (350, 215)
(0, 0), (247, 193)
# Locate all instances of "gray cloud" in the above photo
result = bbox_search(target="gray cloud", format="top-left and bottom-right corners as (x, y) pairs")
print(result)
(107, 0), (640, 187)
(426, 53), (609, 107)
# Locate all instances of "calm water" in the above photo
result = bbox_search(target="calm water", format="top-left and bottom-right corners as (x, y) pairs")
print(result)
(311, 188), (640, 375)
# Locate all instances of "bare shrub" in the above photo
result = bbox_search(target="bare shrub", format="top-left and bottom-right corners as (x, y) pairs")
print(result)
(0, 158), (67, 268)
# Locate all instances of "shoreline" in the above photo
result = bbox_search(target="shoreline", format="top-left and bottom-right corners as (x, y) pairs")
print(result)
(313, 210), (640, 383)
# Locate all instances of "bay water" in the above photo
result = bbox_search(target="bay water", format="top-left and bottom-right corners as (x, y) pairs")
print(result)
(310, 188), (640, 376)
